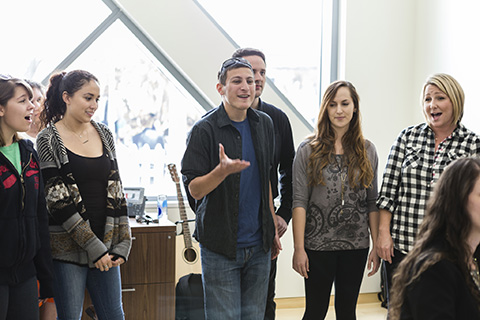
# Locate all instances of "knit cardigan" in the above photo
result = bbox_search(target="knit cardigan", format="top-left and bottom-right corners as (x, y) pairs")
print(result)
(37, 121), (131, 267)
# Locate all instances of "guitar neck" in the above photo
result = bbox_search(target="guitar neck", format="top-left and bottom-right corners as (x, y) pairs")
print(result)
(175, 182), (193, 248)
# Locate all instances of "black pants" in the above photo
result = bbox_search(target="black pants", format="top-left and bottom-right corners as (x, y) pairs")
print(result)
(303, 248), (368, 320)
(264, 257), (277, 320)
(383, 249), (407, 308)
(0, 276), (39, 320)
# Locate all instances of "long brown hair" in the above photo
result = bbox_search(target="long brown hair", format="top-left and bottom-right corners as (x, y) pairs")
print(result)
(307, 80), (373, 189)
(389, 157), (480, 319)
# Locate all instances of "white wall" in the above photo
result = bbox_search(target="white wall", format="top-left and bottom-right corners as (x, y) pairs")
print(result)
(342, 0), (418, 294)
(117, 0), (480, 299)
(344, 0), (418, 168)
(342, 0), (480, 295)
(414, 0), (480, 134)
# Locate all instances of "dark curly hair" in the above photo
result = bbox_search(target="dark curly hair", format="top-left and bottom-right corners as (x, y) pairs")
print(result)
(41, 70), (98, 125)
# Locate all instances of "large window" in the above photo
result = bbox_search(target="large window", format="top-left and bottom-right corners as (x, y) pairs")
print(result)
(1, 0), (207, 197)
(68, 21), (205, 196)
(1, 0), (338, 197)
(196, 0), (338, 125)
(0, 0), (110, 80)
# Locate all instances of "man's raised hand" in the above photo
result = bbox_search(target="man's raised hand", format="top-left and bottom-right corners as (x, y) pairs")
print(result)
(218, 143), (250, 175)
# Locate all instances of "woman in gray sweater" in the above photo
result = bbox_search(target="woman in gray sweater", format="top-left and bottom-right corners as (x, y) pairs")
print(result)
(292, 80), (379, 320)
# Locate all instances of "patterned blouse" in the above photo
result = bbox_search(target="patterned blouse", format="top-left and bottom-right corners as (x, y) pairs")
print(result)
(293, 139), (378, 251)
(377, 123), (480, 253)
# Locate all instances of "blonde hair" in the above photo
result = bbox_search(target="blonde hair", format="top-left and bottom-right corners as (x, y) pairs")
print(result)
(421, 73), (464, 125)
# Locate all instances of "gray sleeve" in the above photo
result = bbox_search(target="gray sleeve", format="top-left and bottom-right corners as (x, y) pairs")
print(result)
(292, 141), (311, 210)
(366, 140), (379, 213)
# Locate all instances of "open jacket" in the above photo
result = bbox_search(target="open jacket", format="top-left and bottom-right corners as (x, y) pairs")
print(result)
(181, 104), (275, 259)
(0, 139), (54, 298)
(37, 121), (131, 267)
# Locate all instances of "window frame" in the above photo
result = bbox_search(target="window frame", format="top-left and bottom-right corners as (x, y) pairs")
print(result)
(37, 0), (341, 198)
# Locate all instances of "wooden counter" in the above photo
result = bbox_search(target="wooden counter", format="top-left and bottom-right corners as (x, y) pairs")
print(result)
(82, 218), (176, 319)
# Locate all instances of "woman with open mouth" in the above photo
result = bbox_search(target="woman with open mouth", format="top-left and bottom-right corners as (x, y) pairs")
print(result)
(376, 73), (480, 309)
(0, 75), (54, 320)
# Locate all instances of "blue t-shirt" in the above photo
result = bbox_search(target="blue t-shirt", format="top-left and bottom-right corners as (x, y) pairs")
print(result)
(232, 118), (262, 248)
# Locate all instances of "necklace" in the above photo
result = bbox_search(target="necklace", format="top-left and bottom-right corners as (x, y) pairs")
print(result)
(340, 168), (347, 214)
(471, 258), (480, 291)
(62, 121), (89, 144)
(336, 156), (348, 214)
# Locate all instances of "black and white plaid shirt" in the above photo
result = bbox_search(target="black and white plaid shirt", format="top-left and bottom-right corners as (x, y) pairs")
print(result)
(377, 123), (480, 253)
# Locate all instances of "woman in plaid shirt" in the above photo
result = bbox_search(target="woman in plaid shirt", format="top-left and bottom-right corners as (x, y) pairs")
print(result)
(376, 73), (480, 305)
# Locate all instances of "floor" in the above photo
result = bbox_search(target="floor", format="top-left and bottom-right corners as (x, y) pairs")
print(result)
(276, 297), (388, 320)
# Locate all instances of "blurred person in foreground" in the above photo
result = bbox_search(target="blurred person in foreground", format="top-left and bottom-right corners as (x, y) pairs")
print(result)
(389, 157), (480, 319)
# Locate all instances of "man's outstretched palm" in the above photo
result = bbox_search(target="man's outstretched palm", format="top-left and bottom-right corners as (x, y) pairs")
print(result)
(218, 143), (250, 175)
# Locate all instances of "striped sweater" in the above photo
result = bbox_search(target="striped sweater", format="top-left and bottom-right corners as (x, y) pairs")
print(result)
(37, 121), (131, 267)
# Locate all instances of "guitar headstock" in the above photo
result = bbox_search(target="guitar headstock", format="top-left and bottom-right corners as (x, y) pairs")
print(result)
(167, 163), (179, 183)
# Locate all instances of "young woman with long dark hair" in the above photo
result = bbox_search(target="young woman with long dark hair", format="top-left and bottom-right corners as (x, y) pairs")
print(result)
(292, 80), (380, 319)
(389, 157), (480, 319)
(37, 70), (131, 320)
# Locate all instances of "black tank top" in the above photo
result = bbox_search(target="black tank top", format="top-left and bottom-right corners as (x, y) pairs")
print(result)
(66, 148), (110, 240)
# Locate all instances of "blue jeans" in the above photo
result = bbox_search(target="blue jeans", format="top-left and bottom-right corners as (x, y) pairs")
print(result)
(52, 261), (124, 320)
(201, 244), (271, 320)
